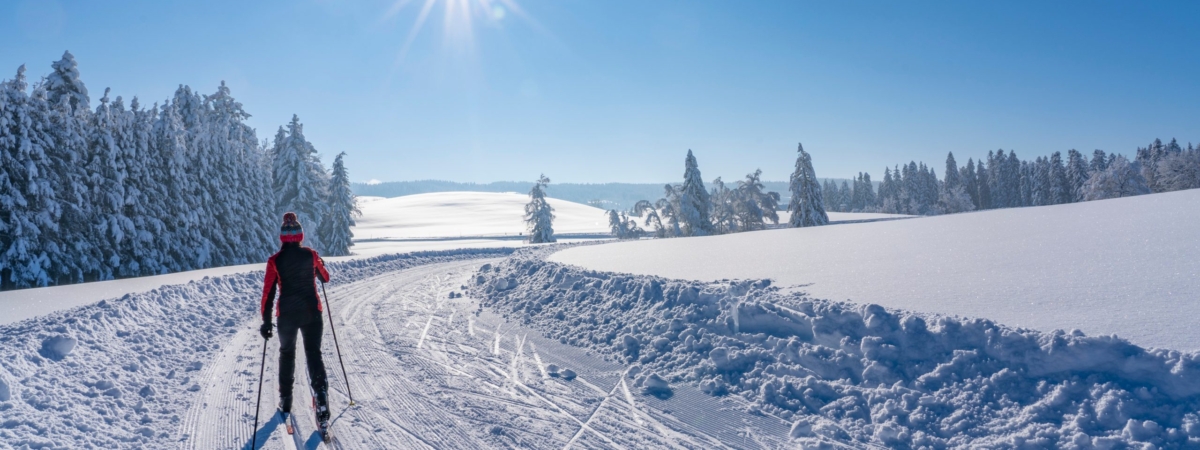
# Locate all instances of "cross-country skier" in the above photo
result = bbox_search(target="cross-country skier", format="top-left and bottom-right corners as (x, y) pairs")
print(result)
(260, 212), (332, 429)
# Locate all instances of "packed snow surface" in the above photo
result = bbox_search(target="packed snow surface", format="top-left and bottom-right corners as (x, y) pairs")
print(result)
(551, 189), (1200, 352)
(354, 192), (611, 240)
(476, 247), (1200, 448)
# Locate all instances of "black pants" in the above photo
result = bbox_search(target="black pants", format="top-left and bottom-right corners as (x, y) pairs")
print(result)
(278, 316), (328, 408)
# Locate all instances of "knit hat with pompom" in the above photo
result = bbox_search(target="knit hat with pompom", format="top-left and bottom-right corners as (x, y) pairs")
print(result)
(280, 212), (303, 243)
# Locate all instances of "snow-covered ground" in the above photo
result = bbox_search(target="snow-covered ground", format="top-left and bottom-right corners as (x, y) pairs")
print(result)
(477, 246), (1200, 448)
(354, 192), (611, 240)
(0, 249), (793, 449)
(551, 189), (1200, 352)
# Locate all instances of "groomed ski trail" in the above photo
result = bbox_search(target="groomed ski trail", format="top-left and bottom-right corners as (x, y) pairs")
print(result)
(182, 258), (788, 449)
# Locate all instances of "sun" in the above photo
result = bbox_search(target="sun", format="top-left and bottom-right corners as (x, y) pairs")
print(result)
(382, 0), (535, 64)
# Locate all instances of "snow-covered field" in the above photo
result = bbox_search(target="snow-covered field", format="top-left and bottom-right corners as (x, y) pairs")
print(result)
(552, 189), (1200, 352)
(354, 192), (611, 240)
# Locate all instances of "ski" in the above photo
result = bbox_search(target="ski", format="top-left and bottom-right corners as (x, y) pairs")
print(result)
(281, 410), (294, 435)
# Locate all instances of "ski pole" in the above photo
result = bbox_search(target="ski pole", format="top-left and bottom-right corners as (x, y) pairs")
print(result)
(320, 280), (355, 406)
(251, 337), (268, 449)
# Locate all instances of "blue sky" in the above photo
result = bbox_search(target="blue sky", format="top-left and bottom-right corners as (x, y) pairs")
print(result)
(2, 0), (1197, 183)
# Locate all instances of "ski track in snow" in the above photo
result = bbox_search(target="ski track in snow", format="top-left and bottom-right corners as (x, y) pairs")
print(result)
(176, 257), (784, 449)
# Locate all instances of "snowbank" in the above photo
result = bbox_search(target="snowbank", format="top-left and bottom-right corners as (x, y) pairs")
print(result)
(0, 248), (513, 448)
(473, 248), (1200, 448)
(353, 191), (611, 240)
(551, 189), (1200, 352)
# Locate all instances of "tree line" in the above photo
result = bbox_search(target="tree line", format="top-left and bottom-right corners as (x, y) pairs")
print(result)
(825, 139), (1198, 215)
(606, 145), (827, 239)
(0, 51), (358, 289)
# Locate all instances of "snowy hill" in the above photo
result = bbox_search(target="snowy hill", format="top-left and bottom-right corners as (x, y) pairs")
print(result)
(551, 189), (1200, 352)
(353, 191), (611, 240)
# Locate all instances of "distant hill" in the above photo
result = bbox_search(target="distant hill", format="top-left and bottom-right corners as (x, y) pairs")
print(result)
(352, 179), (856, 210)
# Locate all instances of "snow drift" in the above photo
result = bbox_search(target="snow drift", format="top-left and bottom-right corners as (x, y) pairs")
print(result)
(474, 248), (1200, 448)
(0, 248), (513, 449)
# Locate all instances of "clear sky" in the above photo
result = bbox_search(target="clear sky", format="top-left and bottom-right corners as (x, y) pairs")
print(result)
(2, 0), (1197, 183)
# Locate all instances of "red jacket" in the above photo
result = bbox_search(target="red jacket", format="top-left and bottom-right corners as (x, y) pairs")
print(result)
(261, 243), (330, 324)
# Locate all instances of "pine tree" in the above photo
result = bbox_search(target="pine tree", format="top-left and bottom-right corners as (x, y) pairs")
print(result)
(838, 181), (852, 212)
(318, 152), (358, 256)
(787, 143), (829, 227)
(961, 158), (979, 209)
(1090, 150), (1108, 174)
(272, 115), (328, 251)
(46, 51), (89, 114)
(976, 159), (991, 210)
(1048, 151), (1069, 205)
(1066, 149), (1090, 202)
(524, 174), (555, 243)
(678, 150), (713, 236)
(944, 152), (961, 190)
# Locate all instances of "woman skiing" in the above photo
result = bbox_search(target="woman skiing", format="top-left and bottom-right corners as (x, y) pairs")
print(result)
(259, 212), (332, 430)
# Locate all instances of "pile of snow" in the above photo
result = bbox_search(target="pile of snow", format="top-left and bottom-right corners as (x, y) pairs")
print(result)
(473, 248), (1200, 448)
(353, 191), (611, 240)
(0, 248), (513, 448)
(552, 189), (1200, 352)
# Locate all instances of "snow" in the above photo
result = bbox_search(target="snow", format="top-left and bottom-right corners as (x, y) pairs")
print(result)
(353, 191), (611, 240)
(474, 246), (1200, 448)
(551, 189), (1200, 352)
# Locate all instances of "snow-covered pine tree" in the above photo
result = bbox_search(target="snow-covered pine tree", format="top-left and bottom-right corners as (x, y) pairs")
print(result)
(944, 152), (961, 190)
(272, 115), (328, 251)
(46, 51), (89, 114)
(1091, 150), (1108, 174)
(787, 143), (829, 227)
(1018, 160), (1033, 207)
(85, 88), (134, 280)
(1066, 149), (1090, 202)
(47, 60), (97, 283)
(154, 100), (205, 272)
(961, 158), (979, 209)
(1082, 156), (1150, 201)
(1048, 151), (1069, 205)
(838, 181), (852, 212)
(976, 159), (991, 210)
(524, 174), (555, 243)
(678, 150), (714, 236)
(318, 152), (359, 256)
(121, 96), (168, 275)
(822, 179), (839, 213)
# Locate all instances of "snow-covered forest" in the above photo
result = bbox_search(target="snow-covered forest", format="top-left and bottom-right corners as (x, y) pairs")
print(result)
(0, 52), (356, 290)
(825, 140), (1200, 215)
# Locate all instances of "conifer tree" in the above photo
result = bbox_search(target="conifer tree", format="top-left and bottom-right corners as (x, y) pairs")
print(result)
(678, 150), (714, 236)
(524, 174), (556, 243)
(272, 115), (328, 251)
(1048, 151), (1069, 205)
(1066, 149), (1090, 202)
(787, 143), (829, 227)
(318, 152), (359, 256)
(944, 152), (961, 190)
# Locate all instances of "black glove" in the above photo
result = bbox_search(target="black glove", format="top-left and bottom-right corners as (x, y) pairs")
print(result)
(260, 322), (273, 340)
